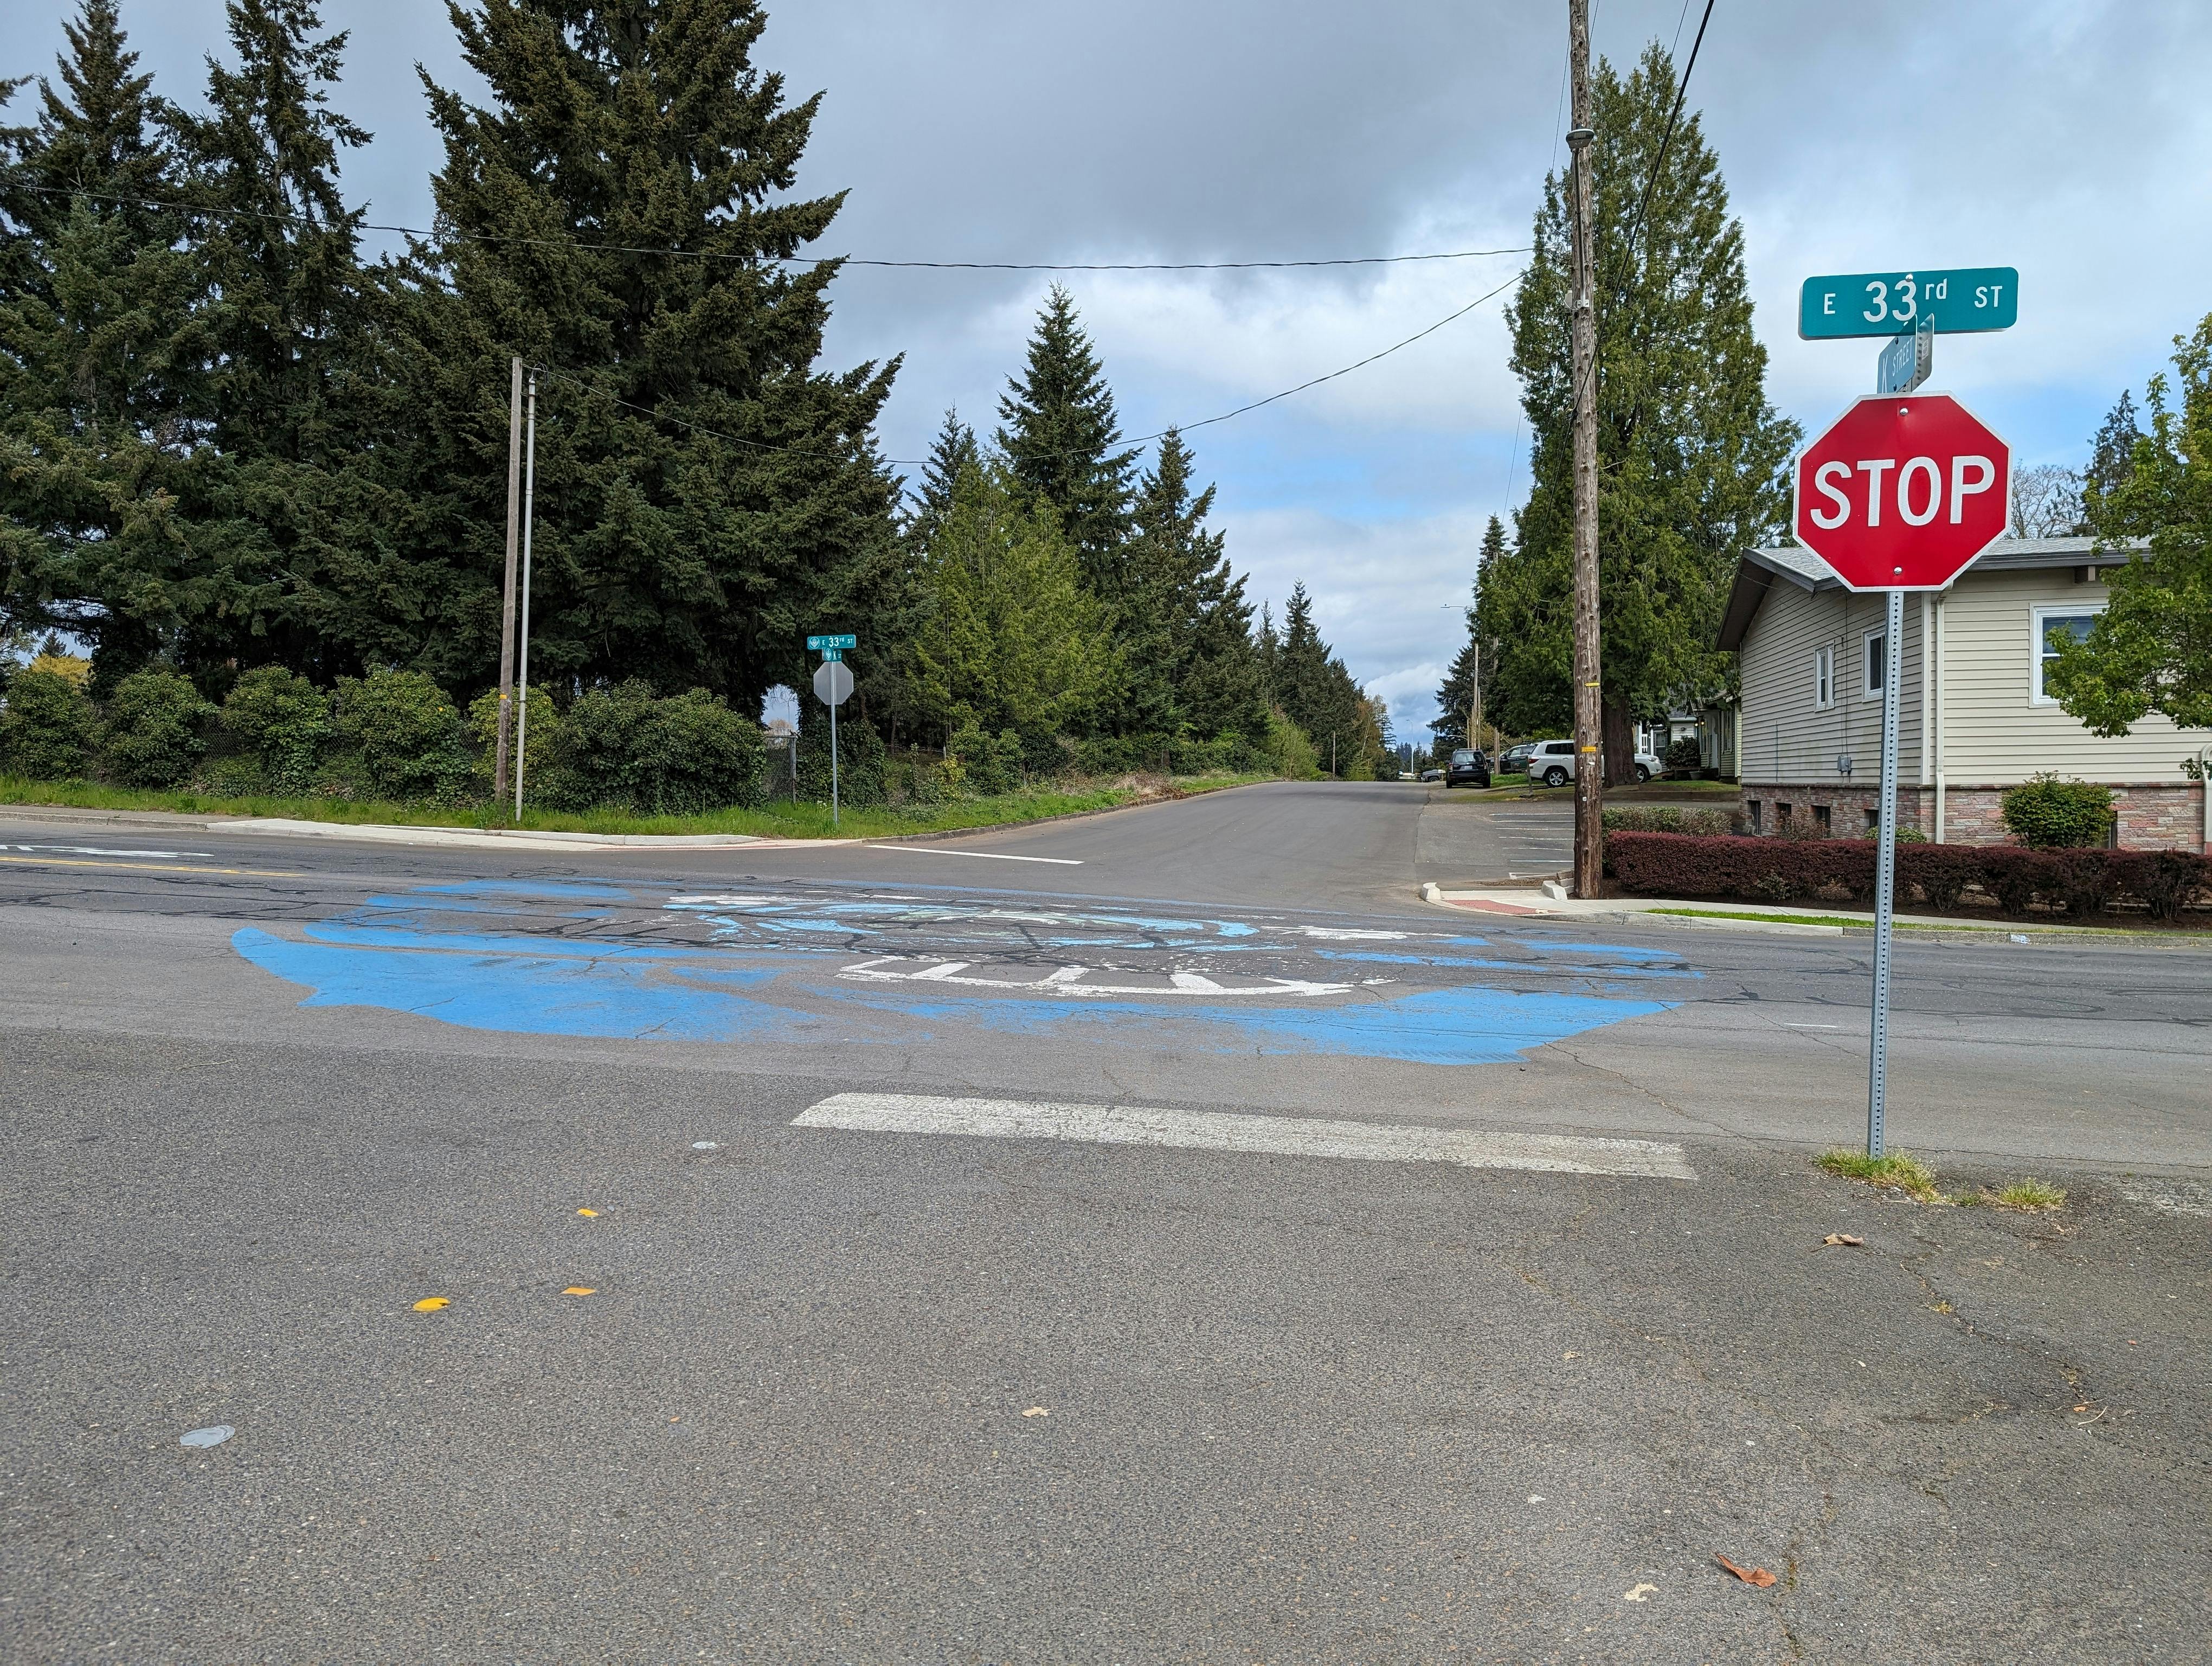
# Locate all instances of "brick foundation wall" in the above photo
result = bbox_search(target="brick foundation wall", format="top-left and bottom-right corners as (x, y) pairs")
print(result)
(1737, 782), (2209, 853)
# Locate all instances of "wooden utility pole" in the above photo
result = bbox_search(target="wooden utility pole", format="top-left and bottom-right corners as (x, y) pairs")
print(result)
(493, 355), (524, 803)
(1566, 0), (1604, 896)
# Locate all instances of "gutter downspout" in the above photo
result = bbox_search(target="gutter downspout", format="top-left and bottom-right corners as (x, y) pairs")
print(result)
(1919, 593), (1933, 834)
(1933, 590), (1947, 843)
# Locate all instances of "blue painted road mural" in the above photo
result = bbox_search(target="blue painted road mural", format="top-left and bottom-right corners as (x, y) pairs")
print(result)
(232, 880), (1688, 1065)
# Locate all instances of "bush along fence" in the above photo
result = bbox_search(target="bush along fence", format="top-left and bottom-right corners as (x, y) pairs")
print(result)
(1606, 831), (2212, 922)
(0, 662), (1298, 817)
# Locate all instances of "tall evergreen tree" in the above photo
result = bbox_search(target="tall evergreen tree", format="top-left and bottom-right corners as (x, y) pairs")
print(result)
(1121, 428), (1265, 742)
(1435, 515), (1509, 748)
(1490, 41), (1798, 782)
(1274, 581), (1368, 776)
(394, 0), (903, 707)
(996, 284), (1137, 595)
(2081, 389), (2144, 529)
(0, 1), (200, 670)
(907, 407), (978, 550)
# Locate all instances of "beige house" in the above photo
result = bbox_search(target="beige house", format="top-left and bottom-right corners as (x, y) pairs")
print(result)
(1719, 536), (2211, 851)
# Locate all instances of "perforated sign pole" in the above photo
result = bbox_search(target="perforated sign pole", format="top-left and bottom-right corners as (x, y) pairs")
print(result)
(1867, 586), (1904, 1158)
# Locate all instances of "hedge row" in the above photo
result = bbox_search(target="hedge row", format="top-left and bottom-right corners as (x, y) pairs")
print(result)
(1607, 831), (2211, 921)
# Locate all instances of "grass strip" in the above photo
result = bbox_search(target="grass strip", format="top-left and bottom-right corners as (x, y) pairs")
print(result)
(1816, 1148), (1945, 1202)
(0, 773), (1268, 841)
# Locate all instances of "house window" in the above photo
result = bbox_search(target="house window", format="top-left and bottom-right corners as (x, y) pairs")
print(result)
(1862, 629), (1886, 700)
(1865, 807), (1880, 832)
(1746, 800), (1761, 832)
(1814, 646), (1835, 710)
(2032, 606), (2102, 704)
(1813, 804), (1831, 834)
(1776, 802), (1792, 831)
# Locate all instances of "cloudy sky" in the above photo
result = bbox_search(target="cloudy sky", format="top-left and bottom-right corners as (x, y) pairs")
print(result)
(15, 0), (2212, 738)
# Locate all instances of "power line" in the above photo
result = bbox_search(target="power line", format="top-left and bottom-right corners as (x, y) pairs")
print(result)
(1, 179), (1526, 272)
(527, 270), (1523, 470)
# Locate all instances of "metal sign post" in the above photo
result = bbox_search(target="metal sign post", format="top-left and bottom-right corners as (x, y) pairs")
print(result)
(1867, 586), (1904, 1156)
(807, 636), (857, 830)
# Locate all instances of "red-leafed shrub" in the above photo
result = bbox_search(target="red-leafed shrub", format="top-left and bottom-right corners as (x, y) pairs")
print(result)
(1605, 832), (2210, 920)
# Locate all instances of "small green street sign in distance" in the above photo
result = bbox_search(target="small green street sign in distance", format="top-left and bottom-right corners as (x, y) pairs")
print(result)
(806, 633), (857, 651)
(1799, 267), (2017, 339)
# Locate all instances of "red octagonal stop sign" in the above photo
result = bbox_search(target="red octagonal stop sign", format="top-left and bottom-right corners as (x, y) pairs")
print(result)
(1793, 392), (2010, 591)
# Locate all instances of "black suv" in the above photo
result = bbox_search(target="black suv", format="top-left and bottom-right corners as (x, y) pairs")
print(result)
(1443, 748), (1491, 789)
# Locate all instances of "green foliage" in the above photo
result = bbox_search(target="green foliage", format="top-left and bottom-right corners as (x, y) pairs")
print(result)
(1261, 709), (1320, 780)
(1433, 517), (1506, 750)
(464, 683), (560, 805)
(544, 682), (766, 816)
(1488, 42), (1798, 761)
(997, 286), (1137, 589)
(1663, 736), (1702, 771)
(101, 668), (214, 787)
(1273, 584), (1384, 777)
(1603, 805), (1734, 835)
(0, 667), (101, 778)
(221, 665), (331, 794)
(903, 460), (1117, 739)
(2001, 773), (2116, 849)
(2046, 313), (2212, 734)
(396, 0), (902, 709)
(947, 724), (1025, 796)
(796, 705), (884, 808)
(332, 669), (465, 801)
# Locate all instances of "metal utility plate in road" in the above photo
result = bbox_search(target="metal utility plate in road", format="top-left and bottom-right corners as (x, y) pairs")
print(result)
(813, 660), (853, 706)
(1799, 266), (2017, 338)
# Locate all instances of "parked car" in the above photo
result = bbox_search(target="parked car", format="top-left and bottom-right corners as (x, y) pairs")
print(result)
(1417, 765), (1445, 783)
(1443, 748), (1490, 788)
(1523, 739), (1662, 786)
(1495, 741), (1540, 778)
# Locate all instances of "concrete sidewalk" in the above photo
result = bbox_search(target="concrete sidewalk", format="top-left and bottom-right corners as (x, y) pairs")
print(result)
(1416, 882), (2156, 941)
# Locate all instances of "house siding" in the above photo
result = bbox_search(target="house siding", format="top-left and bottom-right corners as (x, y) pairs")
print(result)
(1735, 558), (2212, 852)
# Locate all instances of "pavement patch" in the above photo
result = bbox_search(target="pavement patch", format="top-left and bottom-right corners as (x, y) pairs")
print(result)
(793, 1092), (1697, 1178)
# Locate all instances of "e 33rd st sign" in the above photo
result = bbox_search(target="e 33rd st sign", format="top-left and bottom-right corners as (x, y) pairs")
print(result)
(1798, 266), (2018, 339)
(1792, 392), (2011, 591)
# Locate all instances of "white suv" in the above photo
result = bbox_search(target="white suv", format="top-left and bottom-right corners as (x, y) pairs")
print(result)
(1525, 740), (1660, 787)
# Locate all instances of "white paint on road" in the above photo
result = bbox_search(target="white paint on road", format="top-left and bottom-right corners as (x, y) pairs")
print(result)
(794, 1093), (1697, 1180)
(3, 843), (213, 859)
(867, 845), (1083, 864)
(837, 957), (1354, 998)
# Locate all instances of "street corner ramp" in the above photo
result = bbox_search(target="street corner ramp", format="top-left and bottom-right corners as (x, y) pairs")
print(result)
(793, 1093), (1696, 1180)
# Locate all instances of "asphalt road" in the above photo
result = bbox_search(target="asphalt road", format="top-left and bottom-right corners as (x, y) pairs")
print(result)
(3, 782), (2207, 1663)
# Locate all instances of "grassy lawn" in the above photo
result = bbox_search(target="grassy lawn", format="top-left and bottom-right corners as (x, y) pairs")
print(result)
(0, 773), (1269, 840)
(1457, 778), (1739, 800)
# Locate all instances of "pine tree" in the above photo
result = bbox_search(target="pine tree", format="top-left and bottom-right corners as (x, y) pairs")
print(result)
(395, 0), (903, 709)
(996, 284), (1137, 595)
(1118, 429), (1263, 741)
(908, 408), (978, 550)
(0, 1), (200, 670)
(1435, 516), (1509, 748)
(1493, 41), (1798, 781)
(2081, 389), (2143, 529)
(1274, 582), (1367, 776)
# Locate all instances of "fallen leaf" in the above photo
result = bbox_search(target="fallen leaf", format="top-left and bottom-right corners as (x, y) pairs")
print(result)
(2073, 1404), (2090, 1413)
(1021, 1406), (1049, 1418)
(411, 1297), (449, 1312)
(1715, 1553), (1777, 1588)
(563, 1286), (597, 1296)
(1821, 1233), (1866, 1248)
(1622, 1582), (1658, 1603)
(577, 1208), (599, 1218)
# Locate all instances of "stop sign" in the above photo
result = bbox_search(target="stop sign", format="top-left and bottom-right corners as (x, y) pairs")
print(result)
(1792, 392), (2010, 590)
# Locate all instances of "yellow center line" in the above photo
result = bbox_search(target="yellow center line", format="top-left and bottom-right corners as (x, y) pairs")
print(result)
(0, 855), (306, 877)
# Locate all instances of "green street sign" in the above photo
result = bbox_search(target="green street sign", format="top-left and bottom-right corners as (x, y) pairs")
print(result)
(806, 633), (857, 652)
(1798, 267), (2017, 339)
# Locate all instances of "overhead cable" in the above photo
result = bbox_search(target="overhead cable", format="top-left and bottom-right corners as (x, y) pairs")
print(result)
(0, 180), (1525, 271)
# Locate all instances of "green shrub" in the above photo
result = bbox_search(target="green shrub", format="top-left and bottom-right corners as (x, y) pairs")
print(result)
(1664, 736), (1702, 771)
(221, 667), (331, 794)
(0, 668), (101, 779)
(333, 669), (467, 802)
(466, 684), (562, 805)
(1603, 805), (1735, 836)
(1857, 821), (1927, 842)
(102, 669), (216, 787)
(1260, 710), (1319, 780)
(796, 708), (885, 808)
(948, 724), (1024, 796)
(2001, 772), (2115, 849)
(545, 681), (767, 815)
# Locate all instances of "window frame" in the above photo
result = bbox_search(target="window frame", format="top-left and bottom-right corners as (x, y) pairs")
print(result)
(1813, 645), (1835, 710)
(2030, 604), (2104, 706)
(1861, 628), (1886, 701)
